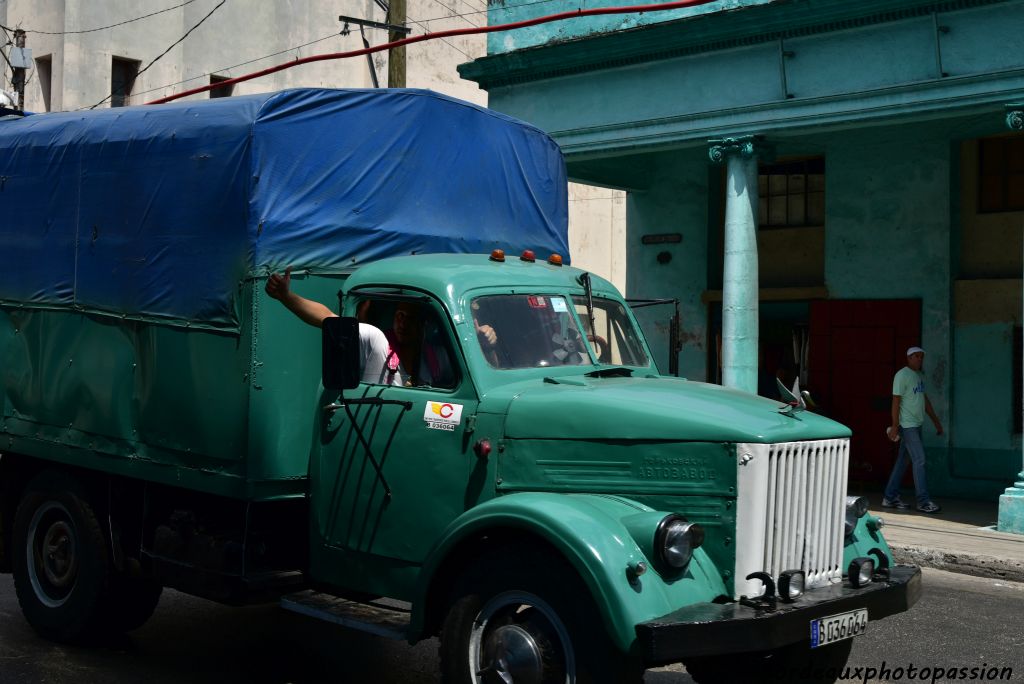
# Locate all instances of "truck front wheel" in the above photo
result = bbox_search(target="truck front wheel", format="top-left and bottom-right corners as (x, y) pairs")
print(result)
(439, 547), (642, 684)
(12, 470), (114, 643)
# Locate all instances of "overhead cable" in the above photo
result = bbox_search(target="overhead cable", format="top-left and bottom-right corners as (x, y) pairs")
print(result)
(149, 0), (719, 104)
(426, 0), (482, 28)
(90, 0), (226, 109)
(406, 14), (473, 58)
(419, 0), (559, 25)
(1, 0), (198, 35)
(129, 31), (343, 99)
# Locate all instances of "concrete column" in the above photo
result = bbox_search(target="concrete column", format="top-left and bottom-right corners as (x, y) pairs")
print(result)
(709, 136), (764, 394)
(998, 104), (1024, 534)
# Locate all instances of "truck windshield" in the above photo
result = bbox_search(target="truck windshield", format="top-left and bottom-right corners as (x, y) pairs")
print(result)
(471, 295), (592, 369)
(471, 294), (650, 370)
(570, 296), (650, 367)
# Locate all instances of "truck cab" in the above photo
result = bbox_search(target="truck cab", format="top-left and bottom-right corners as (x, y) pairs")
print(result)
(299, 251), (920, 683)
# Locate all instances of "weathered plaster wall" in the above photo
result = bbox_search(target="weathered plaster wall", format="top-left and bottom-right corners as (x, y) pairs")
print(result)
(953, 323), (1019, 450)
(567, 184), (627, 292)
(5, 0), (486, 111)
(623, 151), (709, 379)
(758, 227), (825, 288)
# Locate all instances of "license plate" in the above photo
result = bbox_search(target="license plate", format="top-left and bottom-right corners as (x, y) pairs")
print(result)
(810, 609), (868, 648)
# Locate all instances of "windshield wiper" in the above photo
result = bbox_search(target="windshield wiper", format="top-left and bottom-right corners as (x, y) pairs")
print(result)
(585, 367), (634, 378)
(577, 272), (597, 343)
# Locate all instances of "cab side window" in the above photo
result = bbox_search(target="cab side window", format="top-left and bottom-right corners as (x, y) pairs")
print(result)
(357, 297), (459, 389)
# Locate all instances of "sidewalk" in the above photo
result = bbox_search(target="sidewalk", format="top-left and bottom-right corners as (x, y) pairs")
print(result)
(857, 492), (1024, 583)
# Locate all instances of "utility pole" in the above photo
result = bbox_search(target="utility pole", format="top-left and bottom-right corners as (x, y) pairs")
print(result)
(339, 15), (409, 89)
(386, 0), (406, 88)
(11, 29), (26, 110)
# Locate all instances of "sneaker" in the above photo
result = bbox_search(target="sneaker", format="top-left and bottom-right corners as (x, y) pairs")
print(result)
(881, 496), (910, 510)
(917, 501), (942, 514)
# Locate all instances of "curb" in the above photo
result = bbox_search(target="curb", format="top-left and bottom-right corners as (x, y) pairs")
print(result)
(890, 544), (1024, 584)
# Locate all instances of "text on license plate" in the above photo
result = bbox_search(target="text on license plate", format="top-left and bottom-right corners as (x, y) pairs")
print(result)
(810, 609), (868, 648)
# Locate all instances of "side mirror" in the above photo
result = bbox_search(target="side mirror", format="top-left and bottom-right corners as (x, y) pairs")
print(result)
(322, 317), (361, 390)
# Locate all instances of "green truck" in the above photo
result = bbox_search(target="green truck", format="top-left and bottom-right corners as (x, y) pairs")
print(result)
(0, 89), (918, 683)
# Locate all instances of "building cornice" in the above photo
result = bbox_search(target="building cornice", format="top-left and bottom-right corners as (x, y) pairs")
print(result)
(460, 0), (1016, 89)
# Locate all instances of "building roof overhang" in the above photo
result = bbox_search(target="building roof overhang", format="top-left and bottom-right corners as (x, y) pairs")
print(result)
(460, 0), (1013, 89)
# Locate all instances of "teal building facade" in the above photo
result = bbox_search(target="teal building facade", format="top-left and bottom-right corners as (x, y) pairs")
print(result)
(461, 0), (1024, 530)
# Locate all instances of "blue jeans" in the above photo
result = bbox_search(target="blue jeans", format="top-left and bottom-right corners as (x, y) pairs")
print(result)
(883, 426), (930, 505)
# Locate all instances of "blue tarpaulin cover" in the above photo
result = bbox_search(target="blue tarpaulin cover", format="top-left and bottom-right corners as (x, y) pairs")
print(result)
(0, 88), (569, 330)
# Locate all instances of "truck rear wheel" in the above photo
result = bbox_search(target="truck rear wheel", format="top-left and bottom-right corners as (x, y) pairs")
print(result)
(439, 547), (642, 684)
(12, 470), (114, 643)
(684, 638), (853, 684)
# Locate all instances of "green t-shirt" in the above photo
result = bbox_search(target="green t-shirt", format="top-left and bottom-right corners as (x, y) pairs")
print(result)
(893, 366), (925, 427)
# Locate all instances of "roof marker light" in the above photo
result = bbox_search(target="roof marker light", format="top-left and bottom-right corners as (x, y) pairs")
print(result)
(520, 249), (536, 262)
(489, 249), (505, 262)
(547, 253), (563, 266)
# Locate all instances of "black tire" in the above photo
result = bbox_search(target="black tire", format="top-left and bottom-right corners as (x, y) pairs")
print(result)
(439, 546), (643, 684)
(11, 469), (115, 643)
(685, 638), (853, 684)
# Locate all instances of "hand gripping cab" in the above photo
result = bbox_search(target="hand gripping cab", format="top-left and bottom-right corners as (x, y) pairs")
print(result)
(0, 89), (919, 683)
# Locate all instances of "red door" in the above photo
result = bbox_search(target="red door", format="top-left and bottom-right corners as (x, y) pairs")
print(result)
(808, 300), (921, 488)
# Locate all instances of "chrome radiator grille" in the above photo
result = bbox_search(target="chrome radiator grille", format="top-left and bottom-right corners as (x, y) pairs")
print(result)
(734, 439), (850, 598)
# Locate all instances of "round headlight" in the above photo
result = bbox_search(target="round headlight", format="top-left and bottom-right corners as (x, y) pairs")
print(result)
(655, 516), (704, 571)
(848, 557), (875, 588)
(844, 496), (870, 537)
(846, 495), (870, 518)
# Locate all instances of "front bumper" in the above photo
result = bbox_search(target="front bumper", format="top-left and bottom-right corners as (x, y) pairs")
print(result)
(636, 565), (922, 665)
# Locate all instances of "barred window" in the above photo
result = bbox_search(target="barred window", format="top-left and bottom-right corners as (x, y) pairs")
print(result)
(758, 158), (825, 229)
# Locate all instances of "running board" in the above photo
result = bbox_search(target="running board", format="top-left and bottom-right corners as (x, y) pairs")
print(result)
(280, 590), (411, 640)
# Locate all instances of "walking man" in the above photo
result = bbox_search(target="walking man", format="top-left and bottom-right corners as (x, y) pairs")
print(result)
(882, 346), (944, 514)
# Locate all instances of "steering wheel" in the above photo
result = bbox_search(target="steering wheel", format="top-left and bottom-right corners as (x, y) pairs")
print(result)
(587, 334), (610, 363)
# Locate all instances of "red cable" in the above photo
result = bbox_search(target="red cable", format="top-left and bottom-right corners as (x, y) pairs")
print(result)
(147, 0), (717, 104)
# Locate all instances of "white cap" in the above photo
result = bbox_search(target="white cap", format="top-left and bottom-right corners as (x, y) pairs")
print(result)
(906, 346), (925, 356)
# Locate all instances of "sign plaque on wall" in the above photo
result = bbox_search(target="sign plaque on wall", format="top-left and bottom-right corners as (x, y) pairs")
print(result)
(641, 233), (682, 245)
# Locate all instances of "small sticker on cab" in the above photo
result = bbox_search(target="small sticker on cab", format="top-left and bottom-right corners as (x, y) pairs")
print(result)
(424, 401), (463, 431)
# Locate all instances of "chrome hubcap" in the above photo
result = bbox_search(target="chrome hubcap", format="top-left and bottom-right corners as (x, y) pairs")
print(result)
(470, 591), (574, 684)
(42, 521), (75, 587)
(480, 624), (544, 684)
(27, 502), (78, 608)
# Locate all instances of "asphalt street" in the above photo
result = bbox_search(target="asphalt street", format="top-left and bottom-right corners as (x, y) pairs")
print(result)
(0, 568), (1021, 683)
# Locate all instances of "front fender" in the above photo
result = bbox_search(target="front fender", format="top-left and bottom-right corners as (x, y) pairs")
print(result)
(409, 492), (727, 652)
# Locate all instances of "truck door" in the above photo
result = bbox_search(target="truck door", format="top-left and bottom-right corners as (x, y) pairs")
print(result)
(312, 295), (480, 566)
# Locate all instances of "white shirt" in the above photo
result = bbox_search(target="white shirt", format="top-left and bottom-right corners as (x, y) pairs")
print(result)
(359, 323), (402, 386)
